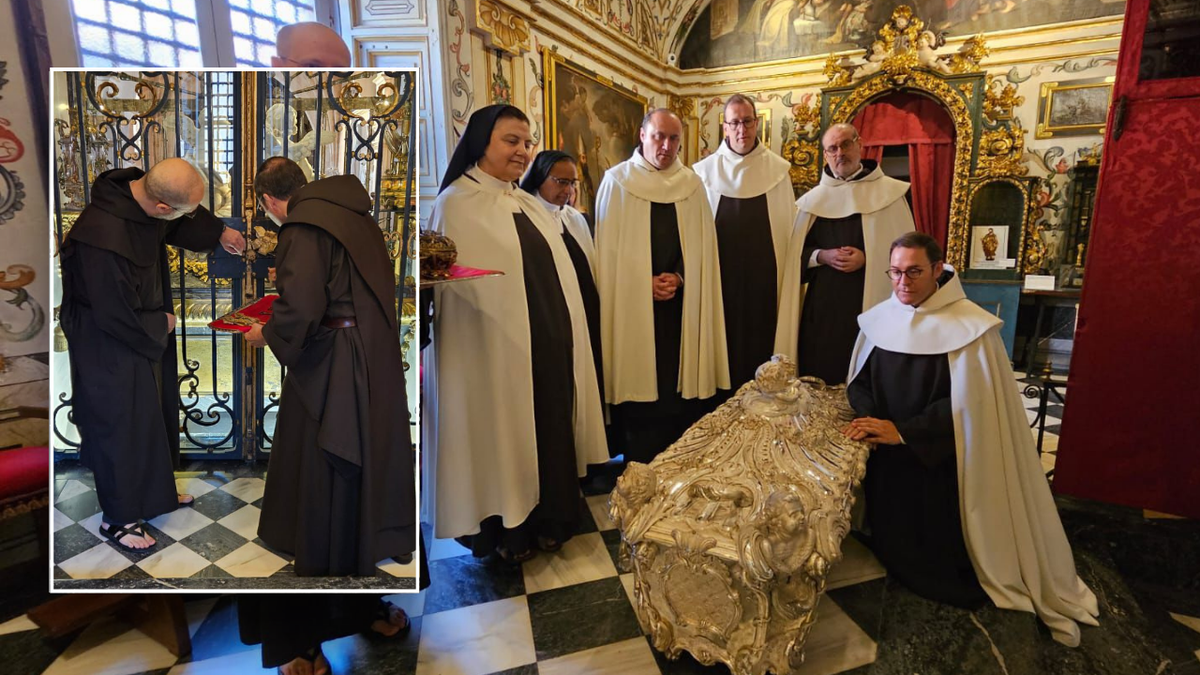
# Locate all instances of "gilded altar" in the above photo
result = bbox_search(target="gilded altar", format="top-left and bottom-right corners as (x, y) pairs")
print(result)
(610, 355), (870, 675)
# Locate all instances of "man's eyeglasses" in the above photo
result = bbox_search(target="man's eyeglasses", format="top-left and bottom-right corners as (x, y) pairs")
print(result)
(549, 177), (579, 187)
(151, 191), (200, 218)
(885, 267), (926, 281)
(724, 117), (758, 129)
(824, 138), (858, 155)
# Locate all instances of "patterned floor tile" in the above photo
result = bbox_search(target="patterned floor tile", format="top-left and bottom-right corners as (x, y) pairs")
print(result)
(417, 597), (536, 675)
(527, 576), (642, 661)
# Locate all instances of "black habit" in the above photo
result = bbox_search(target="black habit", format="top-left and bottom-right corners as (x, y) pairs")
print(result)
(714, 193), (778, 392)
(257, 175), (416, 577)
(610, 201), (698, 464)
(458, 205), (581, 556)
(60, 167), (223, 524)
(796, 162), (876, 386)
(847, 344), (988, 609)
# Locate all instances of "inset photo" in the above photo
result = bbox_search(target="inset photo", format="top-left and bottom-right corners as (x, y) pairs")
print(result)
(49, 68), (420, 591)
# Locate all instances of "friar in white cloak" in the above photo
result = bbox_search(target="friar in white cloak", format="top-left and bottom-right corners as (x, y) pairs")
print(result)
(774, 122), (914, 385)
(595, 108), (730, 464)
(693, 94), (797, 392)
(424, 104), (608, 563)
(845, 232), (1099, 647)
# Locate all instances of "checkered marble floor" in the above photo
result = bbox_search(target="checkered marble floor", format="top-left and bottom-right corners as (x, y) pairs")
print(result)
(51, 463), (416, 590)
(1014, 373), (1067, 479)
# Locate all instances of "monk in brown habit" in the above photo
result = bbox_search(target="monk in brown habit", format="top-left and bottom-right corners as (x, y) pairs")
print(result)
(60, 158), (245, 550)
(243, 157), (417, 576)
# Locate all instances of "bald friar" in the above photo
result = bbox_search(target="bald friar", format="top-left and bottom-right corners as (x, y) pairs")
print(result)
(595, 108), (729, 464)
(273, 21), (352, 67)
(60, 160), (245, 550)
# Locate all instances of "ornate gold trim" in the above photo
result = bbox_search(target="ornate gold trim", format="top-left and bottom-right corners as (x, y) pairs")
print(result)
(475, 0), (533, 55)
(828, 69), (976, 270)
(1035, 76), (1114, 139)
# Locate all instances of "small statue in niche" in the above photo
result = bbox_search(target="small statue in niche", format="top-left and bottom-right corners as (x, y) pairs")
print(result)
(982, 227), (999, 261)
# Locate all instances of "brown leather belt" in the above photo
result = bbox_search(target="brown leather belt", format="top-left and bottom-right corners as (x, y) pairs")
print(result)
(321, 317), (357, 329)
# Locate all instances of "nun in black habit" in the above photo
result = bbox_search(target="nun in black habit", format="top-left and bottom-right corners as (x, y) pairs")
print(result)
(423, 105), (608, 563)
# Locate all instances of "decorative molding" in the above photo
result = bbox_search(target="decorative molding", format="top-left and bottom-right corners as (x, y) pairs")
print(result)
(473, 0), (533, 56)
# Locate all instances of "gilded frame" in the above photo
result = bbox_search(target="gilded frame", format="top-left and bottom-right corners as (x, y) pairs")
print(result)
(1035, 77), (1113, 139)
(543, 49), (648, 215)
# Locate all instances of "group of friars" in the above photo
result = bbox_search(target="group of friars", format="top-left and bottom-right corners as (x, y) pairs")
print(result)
(60, 152), (420, 673)
(424, 96), (1100, 647)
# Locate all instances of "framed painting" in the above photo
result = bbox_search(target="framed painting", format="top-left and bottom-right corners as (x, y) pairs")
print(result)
(544, 49), (648, 216)
(1036, 77), (1114, 139)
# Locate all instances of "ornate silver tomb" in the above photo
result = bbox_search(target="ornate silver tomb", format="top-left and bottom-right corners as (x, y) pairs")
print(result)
(610, 355), (871, 675)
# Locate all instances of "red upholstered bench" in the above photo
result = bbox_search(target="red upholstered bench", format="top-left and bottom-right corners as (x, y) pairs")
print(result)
(0, 407), (51, 570)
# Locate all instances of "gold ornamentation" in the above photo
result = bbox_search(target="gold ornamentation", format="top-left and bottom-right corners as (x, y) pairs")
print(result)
(475, 0), (532, 55)
(612, 355), (869, 675)
(420, 231), (457, 280)
(824, 6), (988, 86)
(959, 81), (975, 103)
(977, 123), (1029, 178)
(983, 75), (1024, 123)
(946, 35), (990, 74)
(668, 94), (695, 120)
(829, 69), (976, 270)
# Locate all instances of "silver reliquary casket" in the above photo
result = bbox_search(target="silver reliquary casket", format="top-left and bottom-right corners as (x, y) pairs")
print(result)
(610, 355), (871, 675)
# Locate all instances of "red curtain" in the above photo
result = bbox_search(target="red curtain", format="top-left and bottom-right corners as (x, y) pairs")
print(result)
(852, 92), (955, 248)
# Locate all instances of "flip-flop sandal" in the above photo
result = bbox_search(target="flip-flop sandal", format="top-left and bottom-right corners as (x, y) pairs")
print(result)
(364, 601), (412, 641)
(277, 645), (327, 675)
(100, 522), (155, 551)
(496, 546), (537, 565)
(537, 536), (563, 553)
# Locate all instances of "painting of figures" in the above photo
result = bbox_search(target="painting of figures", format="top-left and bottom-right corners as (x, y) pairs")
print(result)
(679, 0), (1124, 70)
(544, 51), (648, 216)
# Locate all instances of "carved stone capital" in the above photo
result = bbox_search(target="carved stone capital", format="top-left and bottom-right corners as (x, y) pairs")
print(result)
(470, 0), (534, 56)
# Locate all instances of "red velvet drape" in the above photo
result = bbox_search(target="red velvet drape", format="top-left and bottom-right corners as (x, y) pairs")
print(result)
(852, 93), (955, 248)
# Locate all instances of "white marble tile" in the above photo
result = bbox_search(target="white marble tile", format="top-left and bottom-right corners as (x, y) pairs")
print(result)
(538, 637), (661, 675)
(137, 543), (212, 579)
(383, 590), (426, 619)
(218, 477), (266, 504)
(42, 618), (179, 675)
(522, 531), (618, 595)
(56, 480), (93, 503)
(146, 506), (216, 542)
(52, 507), (74, 532)
(76, 512), (106, 540)
(166, 648), (264, 674)
(1041, 434), (1060, 452)
(377, 556), (417, 581)
(213, 542), (288, 578)
(215, 504), (261, 542)
(58, 542), (133, 579)
(0, 614), (37, 635)
(174, 477), (218, 500)
(586, 494), (616, 531)
(183, 598), (219, 639)
(1040, 452), (1057, 475)
(794, 597), (877, 675)
(428, 535), (472, 561)
(827, 535), (887, 590)
(1170, 612), (1200, 635)
(416, 596), (536, 675)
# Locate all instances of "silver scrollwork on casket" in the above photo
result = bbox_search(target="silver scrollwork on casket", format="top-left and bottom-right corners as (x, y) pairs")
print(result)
(610, 354), (871, 675)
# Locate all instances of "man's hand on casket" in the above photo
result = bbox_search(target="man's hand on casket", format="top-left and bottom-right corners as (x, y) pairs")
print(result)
(843, 417), (902, 445)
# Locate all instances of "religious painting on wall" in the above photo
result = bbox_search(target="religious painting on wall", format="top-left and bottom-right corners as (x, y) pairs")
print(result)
(1036, 77), (1114, 139)
(544, 50), (648, 216)
(678, 0), (1124, 70)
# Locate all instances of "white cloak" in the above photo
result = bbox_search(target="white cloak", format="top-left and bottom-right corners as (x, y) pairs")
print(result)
(773, 163), (914, 360)
(537, 195), (596, 278)
(849, 268), (1100, 647)
(595, 150), (730, 404)
(692, 140), (797, 289)
(422, 165), (609, 539)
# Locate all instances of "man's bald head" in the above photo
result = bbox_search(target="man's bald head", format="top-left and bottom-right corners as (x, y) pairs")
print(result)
(639, 108), (683, 170)
(143, 158), (204, 219)
(274, 22), (352, 68)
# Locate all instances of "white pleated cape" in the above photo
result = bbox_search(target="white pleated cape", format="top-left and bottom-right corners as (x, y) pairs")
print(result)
(849, 269), (1100, 647)
(422, 166), (609, 539)
(773, 164), (914, 360)
(692, 141), (797, 287)
(538, 195), (596, 278)
(595, 151), (730, 404)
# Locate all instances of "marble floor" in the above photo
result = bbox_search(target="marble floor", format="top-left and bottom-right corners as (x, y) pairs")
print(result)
(51, 461), (417, 590)
(7, 486), (1200, 675)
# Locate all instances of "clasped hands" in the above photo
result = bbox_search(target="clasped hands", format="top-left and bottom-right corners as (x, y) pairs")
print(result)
(817, 246), (865, 273)
(652, 273), (682, 301)
(842, 417), (902, 445)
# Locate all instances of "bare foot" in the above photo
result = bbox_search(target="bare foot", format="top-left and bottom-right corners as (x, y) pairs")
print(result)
(101, 523), (155, 549)
(278, 652), (330, 675)
(178, 493), (194, 505)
